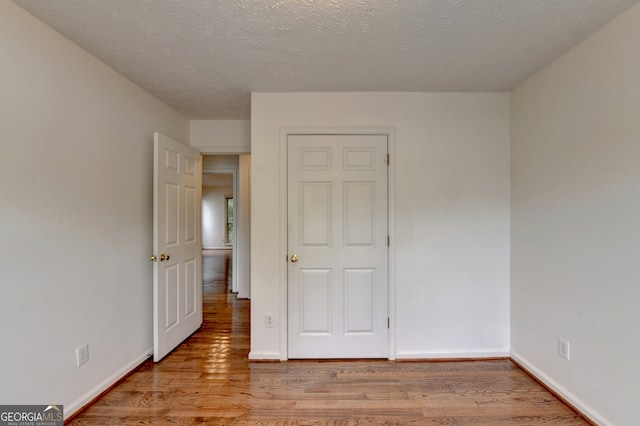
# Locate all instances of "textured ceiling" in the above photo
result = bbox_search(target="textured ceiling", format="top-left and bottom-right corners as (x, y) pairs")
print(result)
(14, 0), (640, 119)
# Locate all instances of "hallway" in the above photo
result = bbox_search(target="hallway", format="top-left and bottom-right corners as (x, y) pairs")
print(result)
(68, 250), (587, 425)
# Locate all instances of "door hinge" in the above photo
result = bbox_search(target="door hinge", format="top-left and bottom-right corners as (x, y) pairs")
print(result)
(387, 235), (390, 246)
(387, 317), (390, 328)
(386, 153), (390, 165)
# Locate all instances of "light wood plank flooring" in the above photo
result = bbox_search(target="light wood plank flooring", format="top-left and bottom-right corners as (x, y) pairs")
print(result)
(69, 250), (589, 425)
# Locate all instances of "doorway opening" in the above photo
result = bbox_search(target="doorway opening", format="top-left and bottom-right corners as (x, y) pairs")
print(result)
(202, 154), (251, 299)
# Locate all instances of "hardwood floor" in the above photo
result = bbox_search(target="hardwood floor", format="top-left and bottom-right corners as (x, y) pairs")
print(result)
(69, 250), (589, 425)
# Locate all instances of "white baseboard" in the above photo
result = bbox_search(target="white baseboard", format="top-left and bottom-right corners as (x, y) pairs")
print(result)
(510, 351), (609, 426)
(395, 349), (510, 360)
(249, 350), (510, 361)
(248, 351), (282, 361)
(202, 247), (231, 250)
(64, 349), (152, 420)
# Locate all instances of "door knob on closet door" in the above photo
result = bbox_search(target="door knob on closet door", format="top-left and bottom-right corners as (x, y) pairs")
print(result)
(160, 253), (170, 261)
(290, 254), (299, 263)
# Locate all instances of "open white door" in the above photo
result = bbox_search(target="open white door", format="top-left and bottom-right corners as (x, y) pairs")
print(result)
(153, 133), (203, 362)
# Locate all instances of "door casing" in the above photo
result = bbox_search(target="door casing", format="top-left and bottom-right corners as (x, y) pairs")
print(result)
(279, 127), (397, 360)
(198, 145), (251, 300)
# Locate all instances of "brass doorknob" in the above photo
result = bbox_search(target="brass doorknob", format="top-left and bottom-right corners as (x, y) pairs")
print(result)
(160, 253), (170, 261)
(149, 255), (157, 262)
(290, 254), (298, 263)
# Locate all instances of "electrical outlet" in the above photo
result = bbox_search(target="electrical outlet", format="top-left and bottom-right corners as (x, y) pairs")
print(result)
(76, 344), (89, 367)
(265, 314), (274, 328)
(558, 337), (570, 360)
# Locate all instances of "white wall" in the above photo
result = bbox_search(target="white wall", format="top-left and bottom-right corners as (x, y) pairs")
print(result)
(0, 1), (189, 418)
(202, 183), (233, 249)
(203, 154), (240, 170)
(191, 120), (250, 153)
(250, 92), (511, 360)
(511, 4), (640, 425)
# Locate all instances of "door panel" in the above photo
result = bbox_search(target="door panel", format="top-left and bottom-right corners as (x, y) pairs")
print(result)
(301, 183), (331, 246)
(288, 134), (388, 358)
(344, 183), (376, 246)
(300, 269), (332, 334)
(184, 186), (197, 243)
(344, 268), (375, 333)
(164, 264), (179, 329)
(165, 184), (179, 245)
(153, 133), (202, 362)
(184, 258), (198, 317)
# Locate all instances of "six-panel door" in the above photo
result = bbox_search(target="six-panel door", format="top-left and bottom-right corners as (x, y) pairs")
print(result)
(153, 133), (203, 362)
(287, 134), (389, 358)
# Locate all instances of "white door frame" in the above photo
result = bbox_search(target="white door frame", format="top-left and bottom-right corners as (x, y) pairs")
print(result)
(198, 145), (251, 298)
(279, 127), (397, 360)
